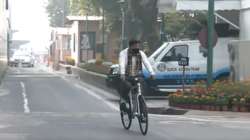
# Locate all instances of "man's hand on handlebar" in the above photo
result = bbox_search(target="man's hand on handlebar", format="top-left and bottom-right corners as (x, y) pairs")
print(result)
(149, 75), (155, 80)
(120, 74), (126, 81)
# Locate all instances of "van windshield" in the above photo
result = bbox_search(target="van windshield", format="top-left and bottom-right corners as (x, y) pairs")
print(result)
(149, 43), (168, 60)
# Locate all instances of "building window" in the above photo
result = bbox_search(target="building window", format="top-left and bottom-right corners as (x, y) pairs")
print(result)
(5, 0), (8, 10)
(73, 34), (75, 52)
(67, 36), (70, 50)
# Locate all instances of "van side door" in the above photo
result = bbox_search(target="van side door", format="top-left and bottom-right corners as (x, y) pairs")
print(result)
(155, 45), (189, 87)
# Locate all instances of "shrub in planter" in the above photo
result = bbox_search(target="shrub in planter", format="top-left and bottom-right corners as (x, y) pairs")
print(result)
(239, 98), (248, 112)
(245, 95), (250, 112)
(192, 96), (202, 109)
(169, 80), (250, 112)
(169, 94), (183, 107)
(65, 57), (75, 66)
(215, 97), (229, 111)
(232, 98), (240, 112)
(95, 60), (103, 65)
(169, 94), (177, 106)
(199, 96), (210, 110)
(205, 96), (216, 111)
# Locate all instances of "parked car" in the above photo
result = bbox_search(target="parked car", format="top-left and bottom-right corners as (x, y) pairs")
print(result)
(106, 64), (120, 88)
(9, 54), (35, 67)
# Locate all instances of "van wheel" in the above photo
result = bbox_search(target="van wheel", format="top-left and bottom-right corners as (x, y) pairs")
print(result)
(141, 81), (154, 96)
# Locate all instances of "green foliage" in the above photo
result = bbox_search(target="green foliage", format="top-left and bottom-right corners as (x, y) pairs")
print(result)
(68, 0), (159, 50)
(65, 57), (75, 66)
(164, 12), (206, 40)
(169, 80), (250, 107)
(46, 0), (69, 27)
(69, 0), (101, 15)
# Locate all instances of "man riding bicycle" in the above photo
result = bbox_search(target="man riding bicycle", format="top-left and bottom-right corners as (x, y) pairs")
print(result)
(118, 39), (155, 112)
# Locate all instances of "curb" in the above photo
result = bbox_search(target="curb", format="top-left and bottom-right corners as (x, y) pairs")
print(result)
(59, 64), (107, 78)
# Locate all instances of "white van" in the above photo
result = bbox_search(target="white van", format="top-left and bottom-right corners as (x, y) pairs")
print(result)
(143, 38), (234, 93)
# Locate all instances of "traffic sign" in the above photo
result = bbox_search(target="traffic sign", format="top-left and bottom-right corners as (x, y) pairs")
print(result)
(178, 57), (189, 66)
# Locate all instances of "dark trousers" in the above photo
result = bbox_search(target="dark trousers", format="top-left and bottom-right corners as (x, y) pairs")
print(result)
(118, 77), (144, 102)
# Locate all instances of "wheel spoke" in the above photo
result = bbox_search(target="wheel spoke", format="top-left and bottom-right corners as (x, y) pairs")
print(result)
(138, 96), (148, 135)
(120, 100), (132, 130)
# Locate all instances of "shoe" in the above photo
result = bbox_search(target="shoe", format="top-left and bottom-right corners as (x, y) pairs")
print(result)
(120, 102), (128, 112)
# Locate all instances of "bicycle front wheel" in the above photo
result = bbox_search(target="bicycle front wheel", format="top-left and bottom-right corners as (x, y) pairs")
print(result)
(138, 96), (148, 135)
(120, 100), (132, 130)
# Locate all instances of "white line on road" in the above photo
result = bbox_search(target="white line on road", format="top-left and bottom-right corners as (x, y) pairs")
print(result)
(20, 82), (31, 114)
(150, 114), (250, 124)
(9, 75), (59, 78)
(74, 84), (119, 111)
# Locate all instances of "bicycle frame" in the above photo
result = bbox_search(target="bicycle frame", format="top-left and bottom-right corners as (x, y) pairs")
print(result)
(128, 77), (142, 117)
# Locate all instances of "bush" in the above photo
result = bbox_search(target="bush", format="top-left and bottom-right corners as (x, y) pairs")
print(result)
(65, 57), (75, 66)
(169, 80), (250, 108)
(95, 60), (103, 65)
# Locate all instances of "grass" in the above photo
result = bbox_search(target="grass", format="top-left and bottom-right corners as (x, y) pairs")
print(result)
(79, 63), (110, 75)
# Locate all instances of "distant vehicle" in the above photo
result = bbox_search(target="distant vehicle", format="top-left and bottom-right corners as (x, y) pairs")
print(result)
(105, 64), (120, 88)
(9, 54), (35, 67)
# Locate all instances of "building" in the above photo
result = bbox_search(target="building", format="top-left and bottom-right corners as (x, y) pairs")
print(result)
(49, 16), (104, 68)
(0, 0), (11, 83)
(66, 16), (104, 65)
(49, 27), (71, 70)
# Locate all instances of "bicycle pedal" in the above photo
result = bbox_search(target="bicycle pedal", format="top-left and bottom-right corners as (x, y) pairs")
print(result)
(133, 112), (139, 116)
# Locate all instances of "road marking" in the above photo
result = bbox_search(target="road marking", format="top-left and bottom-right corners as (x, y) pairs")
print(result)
(74, 84), (119, 112)
(9, 75), (59, 78)
(20, 82), (30, 114)
(74, 79), (118, 99)
(0, 84), (9, 97)
(16, 69), (20, 74)
(150, 114), (250, 124)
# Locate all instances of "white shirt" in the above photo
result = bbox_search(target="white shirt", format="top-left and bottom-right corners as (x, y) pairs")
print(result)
(119, 48), (155, 76)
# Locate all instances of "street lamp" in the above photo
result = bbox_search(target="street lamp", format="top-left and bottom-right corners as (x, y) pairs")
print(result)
(102, 0), (105, 60)
(85, 0), (90, 63)
(118, 0), (126, 51)
(157, 14), (165, 44)
(207, 0), (215, 87)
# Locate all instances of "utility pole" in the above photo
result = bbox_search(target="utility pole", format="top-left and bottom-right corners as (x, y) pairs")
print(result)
(121, 7), (125, 51)
(118, 0), (126, 51)
(86, 0), (90, 63)
(62, 0), (65, 27)
(102, 1), (105, 59)
(207, 0), (215, 87)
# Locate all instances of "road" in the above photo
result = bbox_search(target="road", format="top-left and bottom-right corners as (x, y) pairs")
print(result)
(0, 65), (250, 140)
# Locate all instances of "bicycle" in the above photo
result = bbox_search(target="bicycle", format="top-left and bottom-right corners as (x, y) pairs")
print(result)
(119, 76), (148, 135)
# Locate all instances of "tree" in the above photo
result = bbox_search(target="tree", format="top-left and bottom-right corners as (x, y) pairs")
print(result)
(164, 12), (206, 41)
(127, 0), (159, 50)
(69, 0), (159, 51)
(69, 0), (121, 31)
(46, 0), (69, 27)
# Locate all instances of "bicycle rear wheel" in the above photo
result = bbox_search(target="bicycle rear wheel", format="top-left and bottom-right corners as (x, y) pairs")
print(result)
(138, 96), (148, 135)
(120, 99), (132, 130)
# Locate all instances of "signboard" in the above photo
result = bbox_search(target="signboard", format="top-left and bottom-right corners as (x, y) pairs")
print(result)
(198, 27), (218, 49)
(80, 32), (96, 49)
(178, 57), (189, 66)
(80, 34), (90, 49)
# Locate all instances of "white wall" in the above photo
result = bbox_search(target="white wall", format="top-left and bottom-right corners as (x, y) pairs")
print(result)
(70, 21), (79, 65)
(0, 0), (9, 82)
(240, 0), (250, 40)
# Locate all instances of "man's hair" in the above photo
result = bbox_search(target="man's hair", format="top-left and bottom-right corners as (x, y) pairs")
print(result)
(129, 39), (141, 47)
